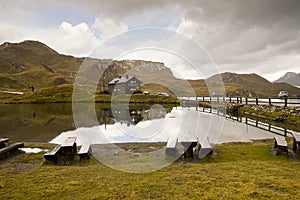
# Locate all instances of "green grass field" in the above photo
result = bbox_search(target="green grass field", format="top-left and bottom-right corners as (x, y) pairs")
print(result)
(1, 141), (300, 199)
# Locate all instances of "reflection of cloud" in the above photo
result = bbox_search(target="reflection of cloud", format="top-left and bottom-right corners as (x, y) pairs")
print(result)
(50, 107), (278, 147)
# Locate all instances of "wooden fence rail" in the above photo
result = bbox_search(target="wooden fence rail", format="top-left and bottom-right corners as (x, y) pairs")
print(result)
(188, 96), (300, 107)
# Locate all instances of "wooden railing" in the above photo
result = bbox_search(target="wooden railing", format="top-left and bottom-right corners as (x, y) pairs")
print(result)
(179, 97), (300, 107)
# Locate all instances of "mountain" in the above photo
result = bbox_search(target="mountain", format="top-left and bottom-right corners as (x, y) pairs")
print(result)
(0, 40), (82, 89)
(274, 72), (300, 87)
(1, 40), (300, 97)
(214, 72), (300, 97)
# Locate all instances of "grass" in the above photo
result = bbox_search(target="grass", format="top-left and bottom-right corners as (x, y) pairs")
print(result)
(1, 141), (300, 199)
(0, 84), (180, 105)
(238, 105), (300, 131)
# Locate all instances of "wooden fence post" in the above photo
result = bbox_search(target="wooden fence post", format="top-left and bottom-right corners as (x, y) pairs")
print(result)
(284, 99), (287, 107)
(245, 98), (248, 105)
(256, 98), (258, 105)
(269, 98), (271, 105)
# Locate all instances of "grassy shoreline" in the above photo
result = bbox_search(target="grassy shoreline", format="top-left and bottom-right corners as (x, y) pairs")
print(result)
(237, 104), (300, 131)
(1, 141), (300, 199)
(0, 85), (180, 105)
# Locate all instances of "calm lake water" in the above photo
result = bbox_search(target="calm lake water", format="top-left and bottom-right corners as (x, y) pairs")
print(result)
(1, 103), (297, 145)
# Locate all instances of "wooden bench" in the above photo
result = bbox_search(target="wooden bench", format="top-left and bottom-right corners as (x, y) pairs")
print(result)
(0, 142), (24, 157)
(0, 138), (9, 149)
(78, 144), (91, 160)
(44, 145), (61, 162)
(166, 137), (178, 157)
(44, 137), (77, 163)
(292, 132), (300, 151)
(274, 136), (288, 155)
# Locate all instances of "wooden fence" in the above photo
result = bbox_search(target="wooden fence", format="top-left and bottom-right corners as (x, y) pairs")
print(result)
(192, 96), (300, 107)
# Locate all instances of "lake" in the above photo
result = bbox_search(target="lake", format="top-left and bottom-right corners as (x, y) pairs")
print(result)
(0, 103), (296, 145)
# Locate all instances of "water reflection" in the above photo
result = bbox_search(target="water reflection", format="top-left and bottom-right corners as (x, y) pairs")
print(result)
(51, 106), (300, 146)
(100, 105), (168, 127)
(1, 104), (299, 145)
(0, 104), (75, 142)
(0, 104), (172, 142)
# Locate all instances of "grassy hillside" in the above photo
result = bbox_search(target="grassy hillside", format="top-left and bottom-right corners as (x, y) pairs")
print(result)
(1, 141), (300, 199)
(1, 40), (300, 99)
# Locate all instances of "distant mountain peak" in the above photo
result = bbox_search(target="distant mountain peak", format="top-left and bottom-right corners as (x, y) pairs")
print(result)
(0, 40), (58, 55)
(274, 72), (300, 86)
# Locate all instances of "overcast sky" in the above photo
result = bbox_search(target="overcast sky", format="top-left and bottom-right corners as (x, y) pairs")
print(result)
(1, 0), (300, 81)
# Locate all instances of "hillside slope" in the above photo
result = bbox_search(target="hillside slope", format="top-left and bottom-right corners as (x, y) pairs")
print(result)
(1, 40), (300, 98)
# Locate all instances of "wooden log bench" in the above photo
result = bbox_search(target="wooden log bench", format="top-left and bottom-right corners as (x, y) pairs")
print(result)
(0, 138), (9, 149)
(165, 137), (178, 157)
(0, 142), (24, 157)
(292, 132), (300, 151)
(274, 136), (288, 155)
(78, 144), (91, 160)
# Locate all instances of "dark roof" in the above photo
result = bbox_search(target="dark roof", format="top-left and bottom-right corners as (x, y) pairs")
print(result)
(108, 76), (140, 85)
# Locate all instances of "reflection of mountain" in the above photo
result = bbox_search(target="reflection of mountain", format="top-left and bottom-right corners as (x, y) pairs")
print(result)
(0, 104), (75, 142)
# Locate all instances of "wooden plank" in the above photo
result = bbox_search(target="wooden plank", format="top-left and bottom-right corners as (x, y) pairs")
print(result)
(274, 136), (287, 147)
(198, 138), (213, 159)
(61, 137), (76, 147)
(44, 145), (61, 162)
(200, 137), (211, 149)
(44, 145), (61, 156)
(166, 137), (178, 149)
(78, 144), (91, 154)
(78, 144), (91, 160)
(292, 132), (300, 142)
(0, 138), (9, 144)
(0, 143), (24, 156)
(166, 137), (179, 157)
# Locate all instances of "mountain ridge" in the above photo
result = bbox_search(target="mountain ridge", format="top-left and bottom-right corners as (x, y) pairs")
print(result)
(274, 72), (300, 87)
(1, 40), (300, 97)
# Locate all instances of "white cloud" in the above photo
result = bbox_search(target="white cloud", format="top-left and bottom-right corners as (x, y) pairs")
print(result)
(28, 22), (101, 57)
(0, 23), (25, 44)
(1, 0), (300, 81)
(93, 17), (128, 40)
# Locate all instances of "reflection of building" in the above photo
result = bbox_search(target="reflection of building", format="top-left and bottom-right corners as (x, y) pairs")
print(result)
(110, 108), (143, 126)
(108, 75), (142, 94)
(98, 107), (172, 128)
